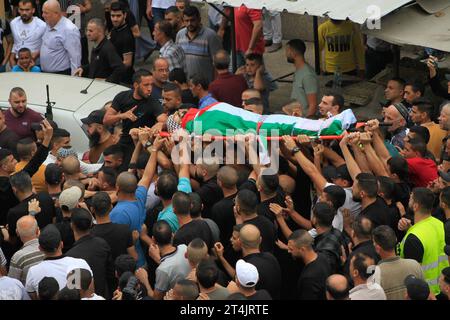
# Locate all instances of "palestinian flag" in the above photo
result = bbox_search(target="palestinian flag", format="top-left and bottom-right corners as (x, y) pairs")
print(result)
(181, 102), (357, 137)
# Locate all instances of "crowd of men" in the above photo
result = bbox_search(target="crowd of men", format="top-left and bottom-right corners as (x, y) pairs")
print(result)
(1, 0), (450, 301)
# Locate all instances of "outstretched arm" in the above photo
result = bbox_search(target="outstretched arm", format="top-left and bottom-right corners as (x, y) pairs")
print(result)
(339, 133), (361, 182)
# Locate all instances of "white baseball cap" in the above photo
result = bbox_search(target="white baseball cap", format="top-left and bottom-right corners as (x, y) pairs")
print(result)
(236, 259), (259, 288)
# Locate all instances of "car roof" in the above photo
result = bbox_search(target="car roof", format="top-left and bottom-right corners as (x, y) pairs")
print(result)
(0, 72), (129, 112)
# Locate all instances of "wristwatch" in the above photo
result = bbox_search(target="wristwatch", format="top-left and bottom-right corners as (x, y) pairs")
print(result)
(291, 146), (301, 155)
(144, 140), (153, 149)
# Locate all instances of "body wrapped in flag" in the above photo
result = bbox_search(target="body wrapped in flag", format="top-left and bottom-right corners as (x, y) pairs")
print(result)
(167, 102), (357, 138)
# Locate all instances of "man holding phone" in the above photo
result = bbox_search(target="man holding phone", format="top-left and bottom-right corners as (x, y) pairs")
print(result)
(427, 56), (450, 101)
(103, 69), (167, 172)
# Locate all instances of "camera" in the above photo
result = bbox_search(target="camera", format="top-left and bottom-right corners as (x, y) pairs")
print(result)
(120, 272), (139, 300)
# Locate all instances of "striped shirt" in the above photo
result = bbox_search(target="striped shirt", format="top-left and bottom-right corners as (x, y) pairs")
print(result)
(160, 40), (186, 71)
(8, 239), (45, 285)
(0, 248), (6, 266)
(175, 26), (222, 83)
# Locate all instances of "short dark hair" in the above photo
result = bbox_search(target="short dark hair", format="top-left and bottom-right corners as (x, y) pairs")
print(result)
(406, 137), (427, 157)
(156, 20), (174, 39)
(18, 0), (35, 7)
(90, 192), (112, 217)
(165, 5), (180, 15)
(103, 144), (124, 159)
(175, 279), (199, 300)
(372, 225), (397, 251)
(173, 191), (191, 216)
(236, 190), (258, 216)
(157, 171), (178, 200)
(409, 126), (430, 144)
(287, 39), (306, 56)
(412, 187), (435, 213)
(352, 215), (372, 240)
(412, 98), (434, 119)
(153, 220), (173, 245)
(71, 208), (92, 232)
(190, 75), (210, 90)
(183, 5), (200, 18)
(67, 268), (92, 291)
(440, 186), (450, 208)
(259, 171), (279, 194)
(99, 166), (117, 188)
(351, 252), (375, 280)
(312, 202), (335, 228)
(387, 157), (409, 182)
(115, 254), (136, 277)
(356, 173), (378, 198)
(196, 258), (219, 289)
(389, 77), (406, 89)
(10, 171), (32, 193)
(132, 69), (152, 85)
(38, 277), (59, 300)
(377, 176), (395, 201)
(323, 184), (346, 209)
(163, 82), (181, 96)
(214, 50), (230, 70)
(110, 1), (126, 13)
(245, 53), (264, 65)
(189, 192), (203, 218)
(329, 93), (345, 111)
(18, 47), (31, 56)
(169, 68), (187, 83)
(16, 137), (35, 160)
(52, 128), (70, 139)
(406, 80), (425, 96)
(45, 163), (63, 186)
(57, 287), (80, 300)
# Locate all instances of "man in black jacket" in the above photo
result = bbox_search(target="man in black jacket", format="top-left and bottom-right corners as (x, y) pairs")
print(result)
(74, 18), (125, 84)
(0, 120), (52, 227)
(66, 208), (115, 299)
(427, 56), (450, 101)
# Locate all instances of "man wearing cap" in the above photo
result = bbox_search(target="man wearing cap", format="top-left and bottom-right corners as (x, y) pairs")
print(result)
(25, 224), (92, 299)
(383, 103), (409, 151)
(54, 186), (83, 253)
(229, 259), (272, 300)
(404, 274), (431, 300)
(81, 109), (116, 164)
(0, 120), (53, 227)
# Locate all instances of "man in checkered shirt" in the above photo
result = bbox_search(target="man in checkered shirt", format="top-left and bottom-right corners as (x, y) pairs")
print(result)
(153, 20), (185, 72)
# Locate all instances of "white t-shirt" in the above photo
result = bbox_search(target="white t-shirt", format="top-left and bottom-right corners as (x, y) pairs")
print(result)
(0, 276), (30, 300)
(25, 256), (92, 293)
(10, 16), (46, 55)
(152, 0), (176, 9)
(82, 293), (105, 300)
(44, 153), (102, 174)
(309, 183), (362, 237)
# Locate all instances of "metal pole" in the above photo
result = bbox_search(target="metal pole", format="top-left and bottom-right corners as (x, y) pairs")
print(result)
(313, 16), (320, 75)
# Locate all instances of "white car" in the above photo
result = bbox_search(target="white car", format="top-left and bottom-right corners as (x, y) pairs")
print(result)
(0, 72), (129, 153)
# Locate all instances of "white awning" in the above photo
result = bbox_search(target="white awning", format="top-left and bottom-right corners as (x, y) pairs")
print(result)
(363, 4), (450, 52)
(195, 0), (413, 24)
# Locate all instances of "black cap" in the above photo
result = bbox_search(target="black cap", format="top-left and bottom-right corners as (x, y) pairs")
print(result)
(393, 102), (409, 121)
(39, 225), (62, 252)
(404, 275), (430, 300)
(439, 170), (450, 183)
(81, 110), (105, 125)
(0, 148), (13, 162)
(31, 120), (58, 131)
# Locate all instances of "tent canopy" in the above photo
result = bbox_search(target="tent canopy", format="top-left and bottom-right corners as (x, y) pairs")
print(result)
(363, 4), (450, 52)
(195, 0), (413, 24)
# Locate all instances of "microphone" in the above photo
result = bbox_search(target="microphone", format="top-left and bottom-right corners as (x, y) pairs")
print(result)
(80, 78), (96, 94)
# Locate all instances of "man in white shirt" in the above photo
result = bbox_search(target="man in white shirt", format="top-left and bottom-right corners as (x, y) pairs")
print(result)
(9, 0), (46, 66)
(25, 225), (92, 299)
(40, 0), (81, 75)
